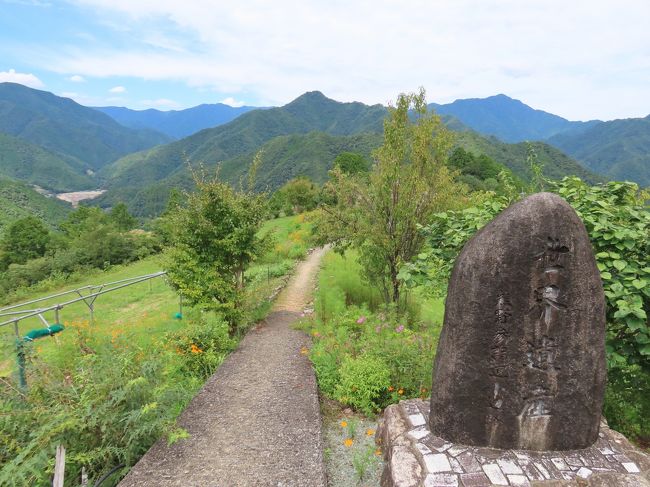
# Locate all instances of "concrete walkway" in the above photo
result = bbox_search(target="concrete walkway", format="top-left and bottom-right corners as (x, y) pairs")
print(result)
(119, 249), (327, 487)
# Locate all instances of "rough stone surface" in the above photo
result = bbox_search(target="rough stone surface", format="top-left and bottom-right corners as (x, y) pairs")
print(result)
(119, 249), (327, 487)
(377, 399), (650, 487)
(430, 192), (606, 451)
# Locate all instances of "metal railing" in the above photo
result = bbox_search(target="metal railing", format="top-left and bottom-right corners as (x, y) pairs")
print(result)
(0, 271), (171, 389)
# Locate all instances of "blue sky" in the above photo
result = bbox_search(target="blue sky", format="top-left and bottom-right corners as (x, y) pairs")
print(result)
(1, 0), (649, 120)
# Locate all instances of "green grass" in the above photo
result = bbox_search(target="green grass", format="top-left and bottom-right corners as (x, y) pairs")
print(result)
(316, 250), (444, 326)
(0, 214), (313, 379)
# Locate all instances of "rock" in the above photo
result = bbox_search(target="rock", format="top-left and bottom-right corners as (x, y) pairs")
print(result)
(430, 193), (607, 451)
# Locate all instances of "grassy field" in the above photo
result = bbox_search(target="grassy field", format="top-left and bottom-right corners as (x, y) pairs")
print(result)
(0, 213), (315, 380)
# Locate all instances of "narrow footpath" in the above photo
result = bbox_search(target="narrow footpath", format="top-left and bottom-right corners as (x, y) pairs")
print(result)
(119, 248), (328, 487)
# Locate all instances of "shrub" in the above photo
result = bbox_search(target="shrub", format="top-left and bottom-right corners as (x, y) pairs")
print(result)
(334, 354), (391, 416)
(165, 311), (236, 380)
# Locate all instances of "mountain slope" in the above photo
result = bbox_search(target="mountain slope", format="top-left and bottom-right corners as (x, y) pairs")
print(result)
(0, 176), (71, 234)
(95, 103), (259, 139)
(456, 131), (603, 184)
(0, 133), (94, 191)
(548, 115), (650, 186)
(99, 91), (387, 190)
(430, 94), (599, 143)
(96, 91), (599, 216)
(0, 82), (170, 170)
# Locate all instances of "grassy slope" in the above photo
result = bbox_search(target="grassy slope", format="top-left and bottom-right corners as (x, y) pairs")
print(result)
(0, 214), (314, 378)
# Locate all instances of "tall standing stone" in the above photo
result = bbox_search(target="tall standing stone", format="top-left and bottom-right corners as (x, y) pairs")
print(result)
(429, 192), (606, 451)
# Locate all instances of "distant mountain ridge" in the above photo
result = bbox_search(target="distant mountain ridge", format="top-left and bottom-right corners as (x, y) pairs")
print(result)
(429, 94), (600, 143)
(95, 103), (260, 139)
(0, 82), (170, 172)
(95, 91), (599, 216)
(548, 114), (650, 187)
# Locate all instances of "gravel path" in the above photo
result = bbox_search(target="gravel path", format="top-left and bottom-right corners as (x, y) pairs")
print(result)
(119, 248), (327, 487)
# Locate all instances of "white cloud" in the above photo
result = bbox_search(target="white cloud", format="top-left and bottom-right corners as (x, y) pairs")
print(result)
(68, 74), (86, 82)
(108, 85), (126, 93)
(40, 1), (650, 119)
(0, 68), (44, 88)
(220, 97), (245, 107)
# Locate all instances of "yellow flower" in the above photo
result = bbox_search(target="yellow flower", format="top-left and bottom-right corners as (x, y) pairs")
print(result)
(398, 388), (404, 395)
(340, 420), (348, 428)
(366, 429), (375, 436)
(375, 448), (382, 456)
(300, 347), (309, 355)
(344, 438), (354, 447)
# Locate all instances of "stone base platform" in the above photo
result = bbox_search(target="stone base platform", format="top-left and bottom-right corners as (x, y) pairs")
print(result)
(376, 399), (650, 487)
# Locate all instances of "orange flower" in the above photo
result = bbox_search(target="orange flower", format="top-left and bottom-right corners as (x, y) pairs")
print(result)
(340, 420), (348, 428)
(366, 429), (375, 436)
(388, 386), (394, 392)
(398, 389), (404, 395)
(344, 438), (354, 447)
(190, 344), (203, 354)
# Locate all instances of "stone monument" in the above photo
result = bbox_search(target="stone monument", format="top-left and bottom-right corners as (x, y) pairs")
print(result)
(376, 193), (650, 486)
(430, 192), (606, 451)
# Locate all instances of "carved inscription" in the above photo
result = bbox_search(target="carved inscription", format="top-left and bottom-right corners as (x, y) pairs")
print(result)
(520, 237), (569, 418)
(488, 294), (512, 413)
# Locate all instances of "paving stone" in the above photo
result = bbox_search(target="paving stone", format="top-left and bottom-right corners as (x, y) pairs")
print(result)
(576, 467), (593, 478)
(424, 473), (459, 487)
(408, 428), (430, 441)
(507, 474), (530, 487)
(449, 457), (464, 474)
(409, 413), (427, 427)
(622, 462), (640, 473)
(497, 458), (523, 475)
(423, 453), (453, 473)
(459, 472), (491, 487)
(482, 463), (508, 485)
(520, 461), (544, 481)
(447, 446), (468, 457)
(457, 451), (483, 473)
(551, 457), (571, 471)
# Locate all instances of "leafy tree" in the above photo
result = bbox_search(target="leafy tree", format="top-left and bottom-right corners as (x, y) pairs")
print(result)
(333, 152), (370, 175)
(109, 202), (137, 231)
(60, 206), (108, 237)
(319, 88), (469, 305)
(163, 169), (269, 325)
(0, 216), (50, 268)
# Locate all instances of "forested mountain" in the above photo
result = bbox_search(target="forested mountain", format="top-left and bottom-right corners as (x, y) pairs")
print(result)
(548, 115), (650, 186)
(95, 91), (599, 216)
(95, 103), (259, 139)
(456, 131), (603, 184)
(0, 133), (94, 191)
(429, 94), (599, 143)
(0, 83), (170, 171)
(98, 91), (387, 190)
(0, 176), (70, 234)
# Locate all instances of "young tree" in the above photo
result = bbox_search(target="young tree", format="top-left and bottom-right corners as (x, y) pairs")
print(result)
(163, 169), (269, 325)
(319, 88), (468, 305)
(109, 202), (137, 231)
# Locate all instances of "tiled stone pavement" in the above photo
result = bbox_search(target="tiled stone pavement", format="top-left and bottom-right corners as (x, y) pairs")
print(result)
(377, 399), (650, 487)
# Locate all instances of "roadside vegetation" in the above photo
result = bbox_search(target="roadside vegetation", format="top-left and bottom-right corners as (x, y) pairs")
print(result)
(303, 88), (650, 469)
(0, 164), (316, 486)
